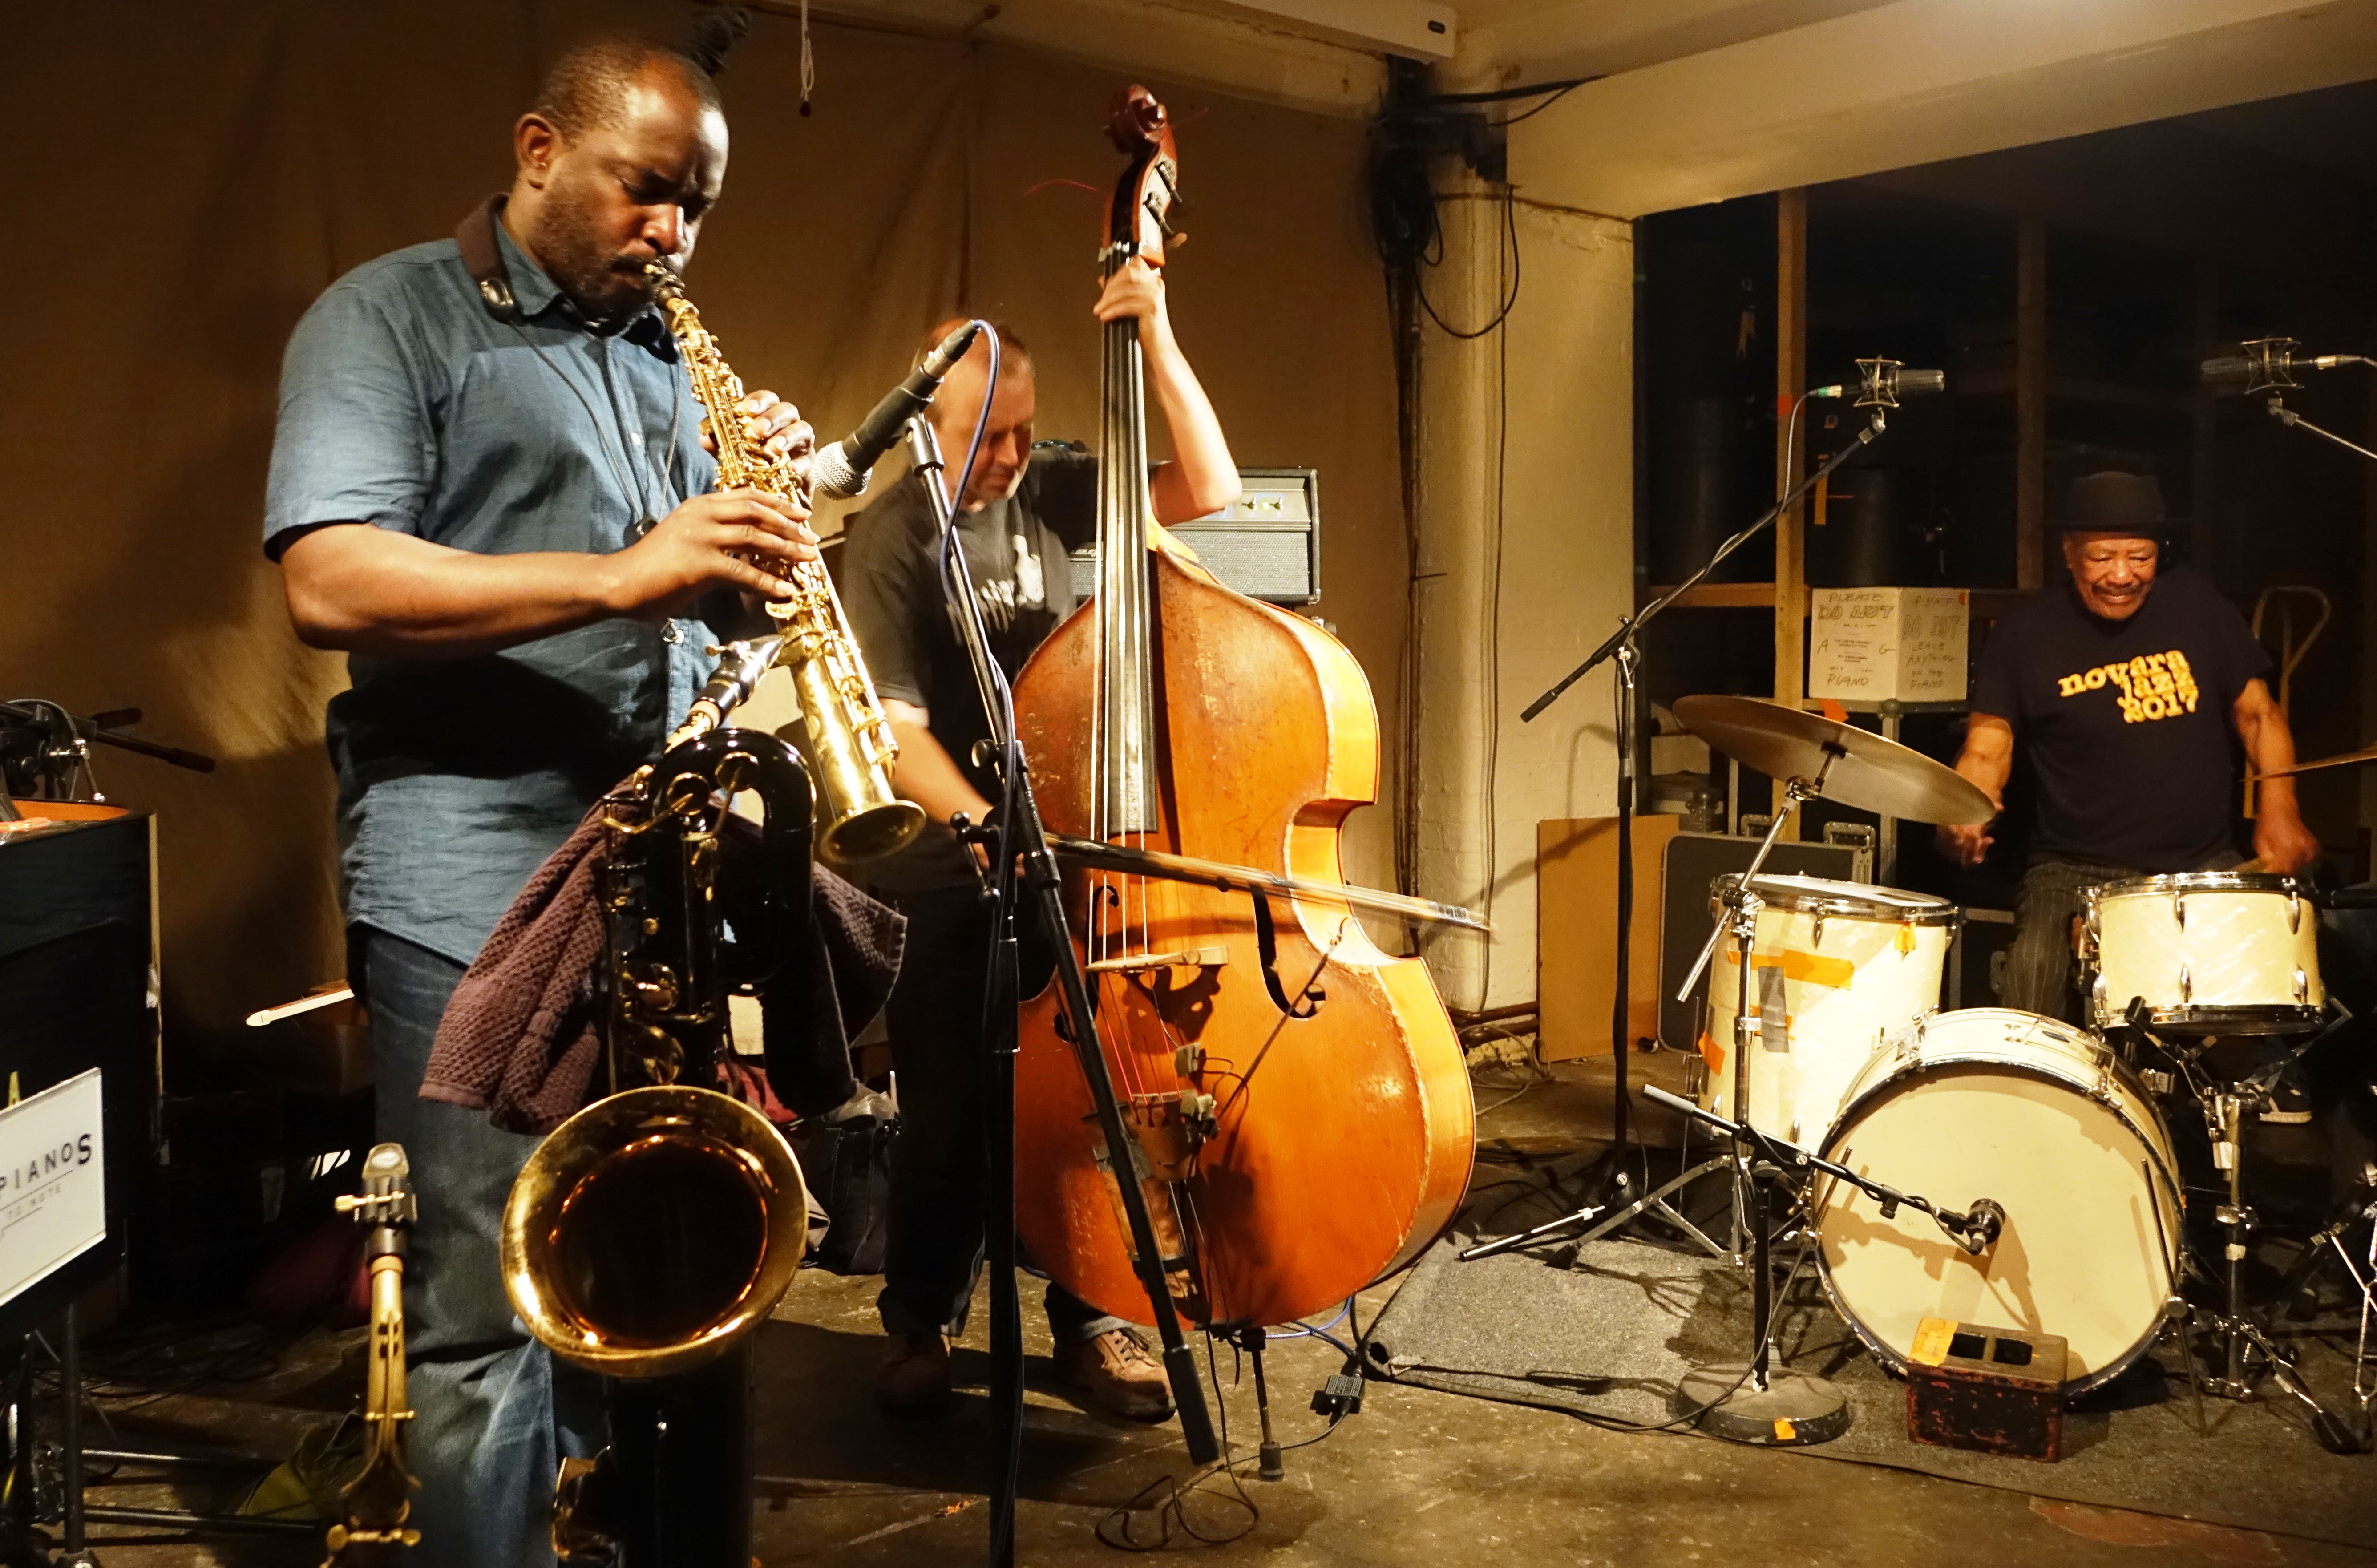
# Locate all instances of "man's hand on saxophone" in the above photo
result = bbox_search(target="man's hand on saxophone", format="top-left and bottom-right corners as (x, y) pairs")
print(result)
(279, 489), (818, 660)
(605, 487), (821, 619)
(711, 388), (814, 470)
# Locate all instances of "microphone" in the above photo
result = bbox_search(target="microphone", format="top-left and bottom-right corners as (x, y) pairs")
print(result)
(1807, 360), (1947, 406)
(1956, 1197), (2005, 1257)
(2201, 338), (2374, 394)
(812, 321), (984, 499)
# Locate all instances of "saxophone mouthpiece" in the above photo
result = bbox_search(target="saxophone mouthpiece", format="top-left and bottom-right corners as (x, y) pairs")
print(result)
(643, 261), (685, 299)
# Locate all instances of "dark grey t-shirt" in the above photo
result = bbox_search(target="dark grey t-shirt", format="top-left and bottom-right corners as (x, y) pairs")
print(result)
(263, 222), (724, 965)
(840, 445), (1099, 800)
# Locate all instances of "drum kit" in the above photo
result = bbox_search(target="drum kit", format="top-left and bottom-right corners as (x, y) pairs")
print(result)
(1503, 695), (2371, 1451)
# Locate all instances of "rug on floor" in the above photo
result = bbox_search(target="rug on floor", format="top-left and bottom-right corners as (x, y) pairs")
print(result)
(1366, 1178), (2377, 1549)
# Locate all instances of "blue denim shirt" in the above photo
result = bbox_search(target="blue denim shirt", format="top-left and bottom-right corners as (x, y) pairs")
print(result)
(264, 221), (722, 966)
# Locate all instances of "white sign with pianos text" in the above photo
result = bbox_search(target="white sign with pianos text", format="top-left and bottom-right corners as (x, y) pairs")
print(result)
(0, 1069), (106, 1310)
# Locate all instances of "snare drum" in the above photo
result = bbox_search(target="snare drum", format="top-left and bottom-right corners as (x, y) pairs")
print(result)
(1701, 875), (1958, 1144)
(1815, 1008), (2183, 1392)
(2086, 872), (2323, 1035)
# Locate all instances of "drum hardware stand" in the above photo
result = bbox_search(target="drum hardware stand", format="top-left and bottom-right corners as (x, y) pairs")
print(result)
(1224, 1326), (1286, 1481)
(1459, 768), (1839, 1269)
(2118, 1004), (2370, 1450)
(2276, 1189), (2377, 1322)
(1644, 1083), (2004, 1445)
(906, 407), (1221, 1568)
(2143, 1167), (2213, 1436)
(1517, 397), (1896, 1216)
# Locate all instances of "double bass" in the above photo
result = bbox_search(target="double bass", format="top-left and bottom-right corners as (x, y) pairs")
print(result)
(1011, 87), (1474, 1331)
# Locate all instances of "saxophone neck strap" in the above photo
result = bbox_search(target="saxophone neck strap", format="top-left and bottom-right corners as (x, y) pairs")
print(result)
(456, 192), (520, 323)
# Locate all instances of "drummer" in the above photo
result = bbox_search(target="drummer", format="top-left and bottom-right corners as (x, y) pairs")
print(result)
(1938, 470), (2320, 1021)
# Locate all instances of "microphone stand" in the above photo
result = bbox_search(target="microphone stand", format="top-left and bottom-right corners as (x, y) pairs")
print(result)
(2219, 340), (2377, 465)
(1505, 404), (1892, 1236)
(2263, 397), (2377, 465)
(901, 418), (1221, 1568)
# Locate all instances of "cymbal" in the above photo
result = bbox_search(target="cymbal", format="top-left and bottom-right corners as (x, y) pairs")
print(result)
(2263, 741), (2377, 779)
(1671, 695), (1995, 826)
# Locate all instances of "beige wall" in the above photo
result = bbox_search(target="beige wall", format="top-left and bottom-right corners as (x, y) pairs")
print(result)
(3, 4), (1403, 1062)
(1411, 182), (1636, 1011)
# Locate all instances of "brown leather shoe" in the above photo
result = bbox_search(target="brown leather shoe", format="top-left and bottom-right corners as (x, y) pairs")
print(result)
(876, 1330), (953, 1414)
(1059, 1327), (1175, 1422)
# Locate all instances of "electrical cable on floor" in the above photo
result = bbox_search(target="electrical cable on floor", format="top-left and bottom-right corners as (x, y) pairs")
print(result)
(30, 1316), (309, 1408)
(1101, 1293), (1389, 1549)
(1096, 1334), (1262, 1550)
(1385, 1213), (1821, 1444)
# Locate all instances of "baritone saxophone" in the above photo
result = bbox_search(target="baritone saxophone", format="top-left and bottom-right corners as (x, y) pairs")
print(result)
(645, 263), (926, 866)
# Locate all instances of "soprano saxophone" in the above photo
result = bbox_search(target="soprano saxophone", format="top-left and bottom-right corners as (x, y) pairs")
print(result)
(645, 263), (926, 866)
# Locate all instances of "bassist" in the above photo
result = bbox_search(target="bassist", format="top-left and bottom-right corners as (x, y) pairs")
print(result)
(838, 262), (1240, 1418)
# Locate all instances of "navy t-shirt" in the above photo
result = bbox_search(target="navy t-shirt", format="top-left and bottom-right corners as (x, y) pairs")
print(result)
(1970, 565), (2271, 872)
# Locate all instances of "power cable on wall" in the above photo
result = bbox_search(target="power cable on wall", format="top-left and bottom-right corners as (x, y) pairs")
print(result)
(1479, 196), (1511, 1012)
(1371, 63), (1534, 1003)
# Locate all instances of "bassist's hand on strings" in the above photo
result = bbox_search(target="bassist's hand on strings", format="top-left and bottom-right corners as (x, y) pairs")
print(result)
(1093, 256), (1171, 344)
(1092, 259), (1241, 526)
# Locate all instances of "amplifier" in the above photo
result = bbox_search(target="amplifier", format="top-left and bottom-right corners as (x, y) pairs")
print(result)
(1657, 832), (1869, 1052)
(0, 816), (153, 1338)
(1068, 468), (1321, 605)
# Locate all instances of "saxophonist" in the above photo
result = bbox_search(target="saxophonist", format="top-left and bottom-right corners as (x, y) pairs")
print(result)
(263, 31), (810, 1568)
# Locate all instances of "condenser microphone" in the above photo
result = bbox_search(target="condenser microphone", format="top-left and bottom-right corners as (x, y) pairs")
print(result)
(1807, 360), (1947, 405)
(2201, 338), (2374, 394)
(812, 320), (985, 499)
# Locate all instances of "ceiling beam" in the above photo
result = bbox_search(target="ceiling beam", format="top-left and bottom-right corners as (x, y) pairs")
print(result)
(1508, 0), (2377, 218)
(802, 0), (1389, 114)
(1201, 0), (1454, 62)
(1451, 0), (1896, 89)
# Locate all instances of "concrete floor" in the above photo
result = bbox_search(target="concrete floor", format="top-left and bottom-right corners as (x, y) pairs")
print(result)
(32, 1060), (2377, 1568)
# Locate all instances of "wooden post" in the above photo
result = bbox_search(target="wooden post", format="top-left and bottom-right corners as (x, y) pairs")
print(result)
(1773, 188), (1808, 818)
(2016, 215), (2048, 592)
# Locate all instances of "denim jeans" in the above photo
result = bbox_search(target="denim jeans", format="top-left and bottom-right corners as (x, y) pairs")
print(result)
(354, 927), (606, 1568)
(874, 887), (1125, 1344)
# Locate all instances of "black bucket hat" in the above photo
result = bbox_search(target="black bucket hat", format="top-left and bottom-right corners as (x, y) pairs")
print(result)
(2056, 470), (2172, 536)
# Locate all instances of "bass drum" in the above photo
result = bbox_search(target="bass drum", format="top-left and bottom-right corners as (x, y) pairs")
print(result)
(1813, 1008), (2183, 1392)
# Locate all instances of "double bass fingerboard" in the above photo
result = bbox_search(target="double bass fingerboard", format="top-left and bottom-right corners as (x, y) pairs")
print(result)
(1090, 178), (1173, 840)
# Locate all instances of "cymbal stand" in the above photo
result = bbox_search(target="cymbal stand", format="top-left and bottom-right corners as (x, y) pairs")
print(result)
(1461, 765), (1835, 1268)
(1516, 406), (1890, 1218)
